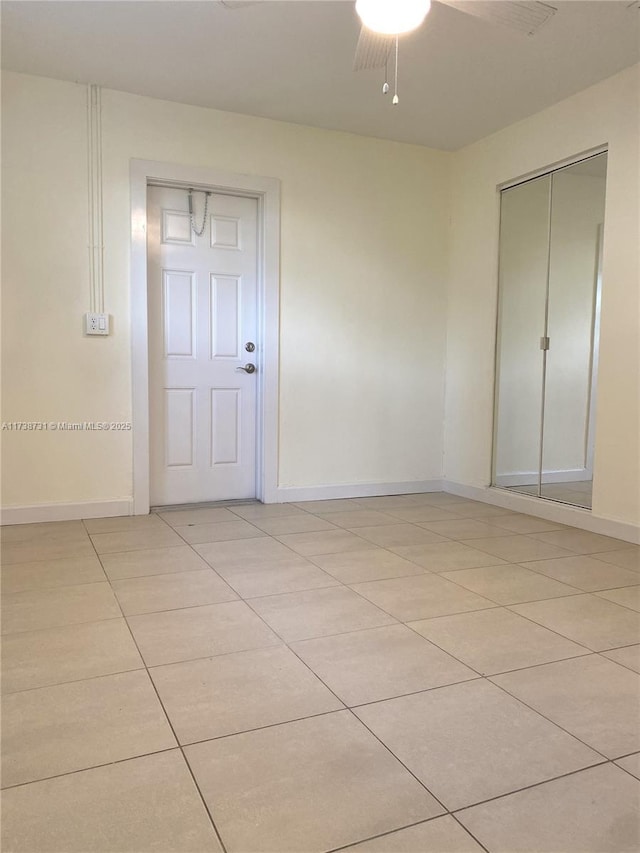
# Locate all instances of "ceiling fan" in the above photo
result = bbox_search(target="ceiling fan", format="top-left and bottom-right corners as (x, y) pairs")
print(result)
(353, 0), (557, 103)
(220, 1), (559, 104)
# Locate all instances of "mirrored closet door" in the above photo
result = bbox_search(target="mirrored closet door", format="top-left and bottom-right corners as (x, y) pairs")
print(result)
(493, 152), (607, 509)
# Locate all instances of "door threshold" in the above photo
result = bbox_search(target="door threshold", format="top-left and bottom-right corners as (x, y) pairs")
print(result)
(151, 498), (261, 513)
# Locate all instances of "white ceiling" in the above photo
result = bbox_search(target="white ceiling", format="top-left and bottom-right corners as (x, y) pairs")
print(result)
(1, 0), (638, 150)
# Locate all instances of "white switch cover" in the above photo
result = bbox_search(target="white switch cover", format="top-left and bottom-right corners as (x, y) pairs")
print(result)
(84, 313), (110, 336)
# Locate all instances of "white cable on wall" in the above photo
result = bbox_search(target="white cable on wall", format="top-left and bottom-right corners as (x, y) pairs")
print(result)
(86, 84), (104, 314)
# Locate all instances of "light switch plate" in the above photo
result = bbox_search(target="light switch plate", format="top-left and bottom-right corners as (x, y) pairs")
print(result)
(84, 313), (110, 336)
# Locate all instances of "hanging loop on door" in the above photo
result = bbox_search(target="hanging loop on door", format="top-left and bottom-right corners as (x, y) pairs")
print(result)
(188, 189), (212, 237)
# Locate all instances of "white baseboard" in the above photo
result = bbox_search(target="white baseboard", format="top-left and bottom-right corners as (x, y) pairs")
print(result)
(444, 480), (640, 545)
(1, 499), (134, 526)
(5, 479), (637, 546)
(495, 468), (592, 487)
(274, 479), (443, 504)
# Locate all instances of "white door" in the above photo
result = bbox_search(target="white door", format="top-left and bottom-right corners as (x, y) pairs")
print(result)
(147, 185), (258, 505)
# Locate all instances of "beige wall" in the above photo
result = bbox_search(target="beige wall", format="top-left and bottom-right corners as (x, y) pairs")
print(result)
(2, 65), (639, 529)
(1, 71), (450, 507)
(445, 64), (640, 525)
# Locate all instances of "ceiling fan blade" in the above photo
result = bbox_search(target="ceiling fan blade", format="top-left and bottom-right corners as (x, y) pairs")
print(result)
(353, 26), (394, 71)
(219, 1), (263, 9)
(439, 1), (557, 36)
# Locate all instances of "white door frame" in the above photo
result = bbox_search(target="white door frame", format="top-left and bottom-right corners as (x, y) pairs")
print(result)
(130, 159), (281, 514)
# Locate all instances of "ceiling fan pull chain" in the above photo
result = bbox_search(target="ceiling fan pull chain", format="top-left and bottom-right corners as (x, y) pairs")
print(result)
(392, 35), (399, 105)
(188, 189), (211, 237)
(382, 57), (389, 94)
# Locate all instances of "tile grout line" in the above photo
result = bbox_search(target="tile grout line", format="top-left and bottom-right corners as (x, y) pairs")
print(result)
(347, 703), (453, 819)
(86, 527), (231, 853)
(511, 554), (640, 582)
(344, 674), (482, 711)
(450, 760), (619, 818)
(324, 813), (491, 853)
(448, 814), (493, 853)
(322, 815), (455, 853)
(400, 604), (597, 658)
(2, 663), (147, 697)
(388, 574), (591, 609)
(0, 747), (181, 792)
(465, 649), (595, 680)
(82, 514), (175, 536)
(0, 613), (123, 638)
(612, 761), (640, 782)
(440, 560), (640, 597)
(5, 559), (637, 595)
(397, 615), (626, 681)
(486, 676), (613, 761)
(203, 573), (342, 602)
(595, 649), (640, 675)
(1, 612), (133, 637)
(500, 600), (633, 653)
(590, 593), (640, 614)
(610, 748), (640, 761)
(163, 708), (347, 750)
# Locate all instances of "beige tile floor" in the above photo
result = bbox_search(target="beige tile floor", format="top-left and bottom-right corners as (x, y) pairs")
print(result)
(1, 492), (639, 853)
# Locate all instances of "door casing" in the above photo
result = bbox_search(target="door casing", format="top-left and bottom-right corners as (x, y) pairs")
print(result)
(130, 159), (281, 514)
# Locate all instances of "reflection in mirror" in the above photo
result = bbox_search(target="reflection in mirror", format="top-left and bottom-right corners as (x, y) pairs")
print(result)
(492, 152), (607, 510)
(541, 154), (607, 508)
(494, 175), (550, 496)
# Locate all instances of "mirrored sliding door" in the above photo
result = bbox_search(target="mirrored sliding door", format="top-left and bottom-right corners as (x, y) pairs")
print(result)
(493, 152), (607, 509)
(494, 174), (550, 498)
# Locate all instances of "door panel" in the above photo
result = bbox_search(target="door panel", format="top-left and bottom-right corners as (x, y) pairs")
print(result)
(542, 160), (606, 504)
(494, 175), (550, 491)
(210, 388), (241, 466)
(163, 271), (196, 358)
(211, 275), (241, 359)
(148, 186), (258, 505)
(165, 388), (195, 468)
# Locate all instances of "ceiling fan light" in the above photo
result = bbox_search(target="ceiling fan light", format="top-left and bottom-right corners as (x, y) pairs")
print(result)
(356, 0), (431, 35)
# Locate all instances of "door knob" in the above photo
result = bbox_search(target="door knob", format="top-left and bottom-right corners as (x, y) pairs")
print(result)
(236, 363), (256, 374)
(245, 342), (255, 352)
